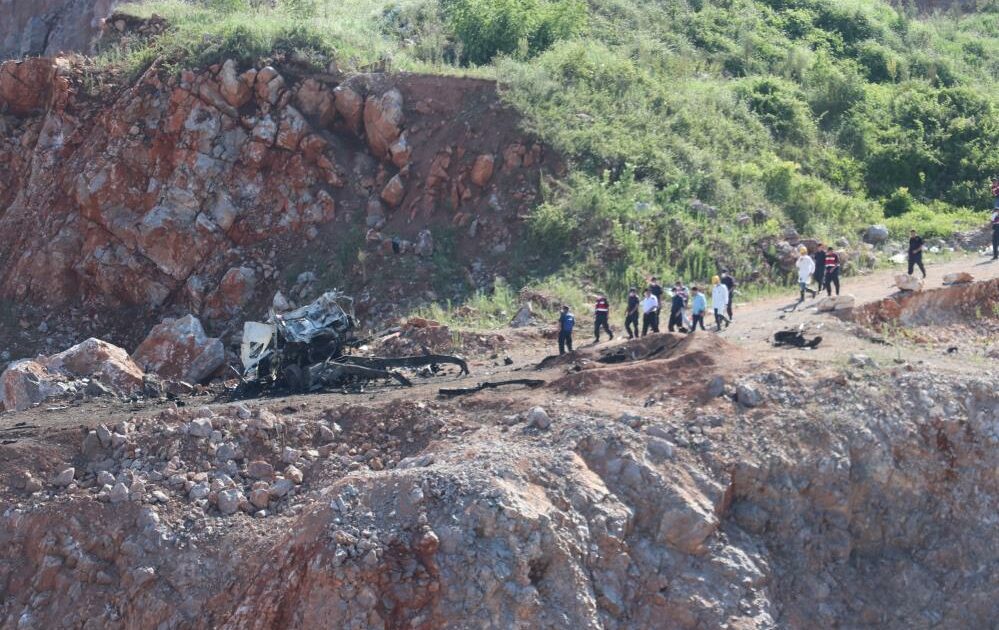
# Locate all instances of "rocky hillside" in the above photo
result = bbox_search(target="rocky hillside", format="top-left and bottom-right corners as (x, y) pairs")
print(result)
(0, 37), (554, 359)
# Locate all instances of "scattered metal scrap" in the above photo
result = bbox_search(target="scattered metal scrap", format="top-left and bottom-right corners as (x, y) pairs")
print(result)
(438, 379), (545, 398)
(230, 291), (468, 398)
(773, 328), (822, 349)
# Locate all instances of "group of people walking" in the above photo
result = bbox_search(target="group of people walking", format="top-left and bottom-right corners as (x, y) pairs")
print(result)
(794, 243), (843, 302)
(557, 272), (737, 355)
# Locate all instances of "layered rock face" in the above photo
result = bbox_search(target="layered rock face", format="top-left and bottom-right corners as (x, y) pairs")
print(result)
(0, 0), (118, 59)
(0, 53), (551, 355)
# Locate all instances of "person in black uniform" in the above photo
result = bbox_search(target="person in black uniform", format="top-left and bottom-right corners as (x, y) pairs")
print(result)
(907, 230), (926, 278)
(812, 244), (826, 296)
(624, 288), (640, 339)
(647, 277), (664, 332)
(720, 270), (736, 321)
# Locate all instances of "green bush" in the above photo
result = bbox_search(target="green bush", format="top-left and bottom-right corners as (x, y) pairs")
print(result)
(443, 0), (586, 65)
(737, 76), (817, 144)
(883, 187), (915, 217)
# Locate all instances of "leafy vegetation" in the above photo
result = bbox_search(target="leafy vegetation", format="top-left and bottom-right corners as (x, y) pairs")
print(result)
(108, 0), (999, 304)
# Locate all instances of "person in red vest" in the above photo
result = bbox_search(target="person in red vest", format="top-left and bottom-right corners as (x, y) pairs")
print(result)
(824, 247), (842, 296)
(594, 295), (613, 342)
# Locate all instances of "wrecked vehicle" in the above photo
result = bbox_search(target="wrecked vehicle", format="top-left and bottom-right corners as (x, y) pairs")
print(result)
(235, 291), (468, 397)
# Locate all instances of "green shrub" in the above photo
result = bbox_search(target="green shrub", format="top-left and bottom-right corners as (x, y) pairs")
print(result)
(883, 187), (915, 217)
(737, 76), (817, 144)
(443, 0), (586, 65)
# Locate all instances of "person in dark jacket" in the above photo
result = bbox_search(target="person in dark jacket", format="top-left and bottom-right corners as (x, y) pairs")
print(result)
(824, 247), (841, 296)
(648, 277), (664, 331)
(720, 270), (736, 321)
(667, 282), (687, 333)
(624, 288), (640, 339)
(593, 295), (613, 342)
(557, 305), (575, 355)
(812, 244), (826, 295)
(907, 230), (926, 278)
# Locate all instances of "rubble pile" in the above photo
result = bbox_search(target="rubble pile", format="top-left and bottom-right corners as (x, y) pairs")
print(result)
(1, 361), (996, 628)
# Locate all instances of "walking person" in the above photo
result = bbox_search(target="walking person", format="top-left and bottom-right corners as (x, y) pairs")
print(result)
(720, 269), (736, 321)
(796, 246), (816, 301)
(689, 286), (707, 332)
(557, 305), (575, 355)
(624, 288), (640, 339)
(648, 276), (664, 331)
(811, 243), (826, 296)
(991, 176), (999, 206)
(640, 289), (659, 337)
(907, 230), (926, 278)
(823, 246), (841, 296)
(711, 276), (731, 331)
(593, 295), (613, 342)
(668, 281), (687, 333)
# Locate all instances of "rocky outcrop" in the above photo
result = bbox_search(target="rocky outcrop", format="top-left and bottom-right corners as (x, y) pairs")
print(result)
(0, 59), (554, 356)
(131, 315), (225, 384)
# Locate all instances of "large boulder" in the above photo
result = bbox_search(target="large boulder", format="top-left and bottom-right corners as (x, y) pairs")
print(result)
(895, 274), (923, 292)
(863, 224), (890, 245)
(132, 315), (225, 384)
(47, 338), (145, 395)
(816, 295), (856, 312)
(943, 272), (974, 285)
(363, 89), (404, 160)
(0, 339), (145, 411)
(0, 360), (67, 412)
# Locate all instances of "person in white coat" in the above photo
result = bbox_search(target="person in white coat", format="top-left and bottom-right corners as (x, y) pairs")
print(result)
(710, 276), (730, 331)
(795, 246), (816, 301)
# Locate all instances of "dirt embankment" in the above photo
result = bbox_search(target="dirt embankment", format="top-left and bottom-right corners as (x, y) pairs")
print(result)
(0, 43), (557, 360)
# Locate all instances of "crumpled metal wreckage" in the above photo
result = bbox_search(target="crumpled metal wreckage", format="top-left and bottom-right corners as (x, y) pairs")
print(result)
(234, 291), (468, 397)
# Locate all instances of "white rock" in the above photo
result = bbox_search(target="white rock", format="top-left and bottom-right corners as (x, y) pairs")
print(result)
(816, 295), (856, 312)
(218, 489), (243, 515)
(895, 274), (923, 292)
(188, 483), (210, 500)
(188, 417), (213, 438)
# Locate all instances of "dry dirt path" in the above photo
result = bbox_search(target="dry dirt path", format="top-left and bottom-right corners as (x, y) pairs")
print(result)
(716, 253), (999, 369)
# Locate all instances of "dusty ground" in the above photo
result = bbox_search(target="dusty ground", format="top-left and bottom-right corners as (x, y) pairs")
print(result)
(1, 256), (998, 629)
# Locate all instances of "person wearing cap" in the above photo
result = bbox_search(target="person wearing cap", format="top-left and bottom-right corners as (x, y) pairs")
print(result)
(593, 295), (613, 343)
(796, 245), (816, 301)
(557, 305), (575, 355)
(907, 230), (926, 278)
(720, 269), (736, 321)
(624, 288), (640, 339)
(811, 243), (826, 295)
(689, 286), (707, 331)
(823, 246), (841, 296)
(711, 276), (731, 331)
(640, 289), (659, 336)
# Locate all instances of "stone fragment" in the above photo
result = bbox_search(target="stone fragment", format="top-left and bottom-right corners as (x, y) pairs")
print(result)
(333, 84), (364, 134)
(247, 460), (274, 479)
(188, 417), (213, 438)
(380, 174), (405, 207)
(736, 383), (764, 408)
(943, 272), (973, 285)
(895, 274), (923, 292)
(526, 406), (551, 430)
(219, 59), (252, 108)
(109, 482), (130, 503)
(52, 467), (75, 486)
(218, 489), (243, 515)
(815, 295), (856, 312)
(470, 154), (495, 187)
(863, 224), (889, 244)
(364, 89), (404, 159)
